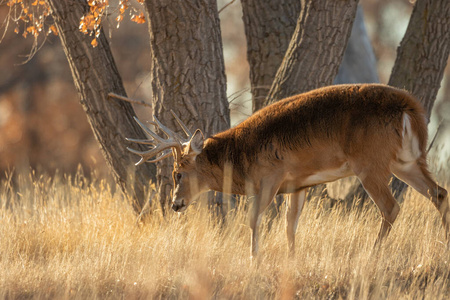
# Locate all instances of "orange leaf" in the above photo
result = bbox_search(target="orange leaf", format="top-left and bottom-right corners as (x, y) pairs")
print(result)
(49, 25), (58, 35)
(131, 12), (145, 24)
(91, 38), (98, 47)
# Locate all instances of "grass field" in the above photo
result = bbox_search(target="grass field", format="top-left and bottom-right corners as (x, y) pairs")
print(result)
(1, 169), (450, 299)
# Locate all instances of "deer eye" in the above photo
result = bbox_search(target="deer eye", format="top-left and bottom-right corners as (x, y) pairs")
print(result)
(176, 173), (182, 181)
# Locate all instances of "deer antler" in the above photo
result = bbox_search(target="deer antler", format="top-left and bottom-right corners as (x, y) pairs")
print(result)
(126, 111), (193, 166)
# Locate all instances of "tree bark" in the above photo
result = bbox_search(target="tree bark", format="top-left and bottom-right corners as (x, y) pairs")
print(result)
(46, 0), (156, 212)
(144, 0), (230, 211)
(241, 0), (301, 112)
(388, 0), (450, 119)
(264, 0), (359, 105)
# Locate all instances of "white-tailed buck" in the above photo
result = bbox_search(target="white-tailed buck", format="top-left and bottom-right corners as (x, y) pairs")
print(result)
(128, 84), (449, 257)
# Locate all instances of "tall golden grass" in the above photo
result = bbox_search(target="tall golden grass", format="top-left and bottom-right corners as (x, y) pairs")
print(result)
(1, 169), (450, 299)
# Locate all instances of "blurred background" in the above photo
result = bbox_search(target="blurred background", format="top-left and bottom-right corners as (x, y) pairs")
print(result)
(0, 0), (449, 181)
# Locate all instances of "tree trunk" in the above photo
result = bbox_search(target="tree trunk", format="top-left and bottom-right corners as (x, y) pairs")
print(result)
(242, 3), (378, 111)
(241, 0), (301, 112)
(389, 0), (450, 119)
(264, 0), (359, 105)
(46, 0), (156, 212)
(144, 0), (230, 211)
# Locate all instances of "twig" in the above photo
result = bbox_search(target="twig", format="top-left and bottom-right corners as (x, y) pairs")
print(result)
(218, 0), (236, 14)
(427, 120), (443, 153)
(108, 92), (152, 108)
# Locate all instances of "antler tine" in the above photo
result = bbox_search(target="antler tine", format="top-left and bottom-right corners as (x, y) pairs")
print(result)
(126, 148), (173, 165)
(147, 150), (173, 163)
(152, 114), (181, 141)
(128, 116), (183, 165)
(125, 137), (156, 146)
(153, 114), (195, 146)
(133, 117), (165, 142)
(170, 110), (193, 141)
(127, 139), (179, 165)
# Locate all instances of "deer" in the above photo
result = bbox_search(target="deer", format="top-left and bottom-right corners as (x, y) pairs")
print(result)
(127, 83), (449, 258)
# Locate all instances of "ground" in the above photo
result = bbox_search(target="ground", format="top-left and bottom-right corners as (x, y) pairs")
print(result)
(1, 170), (450, 299)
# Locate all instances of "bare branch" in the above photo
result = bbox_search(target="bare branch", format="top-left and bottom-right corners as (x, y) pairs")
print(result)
(427, 120), (443, 153)
(218, 0), (236, 14)
(108, 92), (152, 108)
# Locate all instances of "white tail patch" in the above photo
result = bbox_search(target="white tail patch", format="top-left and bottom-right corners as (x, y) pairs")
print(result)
(398, 113), (421, 162)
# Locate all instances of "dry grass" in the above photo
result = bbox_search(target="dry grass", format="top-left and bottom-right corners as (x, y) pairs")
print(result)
(1, 170), (450, 299)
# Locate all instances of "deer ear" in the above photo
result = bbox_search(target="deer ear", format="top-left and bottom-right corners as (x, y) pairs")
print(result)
(188, 129), (204, 155)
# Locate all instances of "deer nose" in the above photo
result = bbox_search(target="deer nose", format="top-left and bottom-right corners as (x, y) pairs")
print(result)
(172, 200), (185, 212)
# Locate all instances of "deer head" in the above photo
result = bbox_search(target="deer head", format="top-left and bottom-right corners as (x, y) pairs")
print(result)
(127, 111), (207, 212)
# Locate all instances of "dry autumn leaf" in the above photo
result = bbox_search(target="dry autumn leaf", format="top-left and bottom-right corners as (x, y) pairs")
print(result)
(131, 12), (145, 24)
(48, 25), (58, 36)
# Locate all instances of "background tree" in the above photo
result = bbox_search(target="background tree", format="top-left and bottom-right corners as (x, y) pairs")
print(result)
(143, 0), (230, 211)
(389, 0), (450, 118)
(241, 0), (301, 112)
(264, 0), (359, 105)
(46, 0), (156, 212)
(242, 2), (377, 113)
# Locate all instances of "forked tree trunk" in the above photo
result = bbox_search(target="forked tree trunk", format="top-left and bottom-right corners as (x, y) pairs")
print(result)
(264, 0), (359, 105)
(241, 0), (301, 112)
(46, 0), (156, 212)
(242, 3), (378, 112)
(144, 0), (230, 212)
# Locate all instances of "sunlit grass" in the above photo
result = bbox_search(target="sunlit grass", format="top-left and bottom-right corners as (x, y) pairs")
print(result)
(1, 170), (450, 299)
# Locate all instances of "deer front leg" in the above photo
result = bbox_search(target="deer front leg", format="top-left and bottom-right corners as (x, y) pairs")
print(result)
(286, 188), (308, 256)
(249, 175), (284, 259)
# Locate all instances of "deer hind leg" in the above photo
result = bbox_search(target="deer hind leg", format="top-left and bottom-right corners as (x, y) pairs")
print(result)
(392, 159), (449, 238)
(286, 188), (307, 256)
(352, 164), (400, 244)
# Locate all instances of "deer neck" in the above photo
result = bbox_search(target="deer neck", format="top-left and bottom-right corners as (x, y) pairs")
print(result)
(196, 135), (247, 194)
